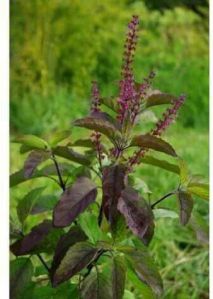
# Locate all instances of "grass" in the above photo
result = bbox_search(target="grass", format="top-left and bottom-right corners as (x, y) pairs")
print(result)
(10, 127), (209, 299)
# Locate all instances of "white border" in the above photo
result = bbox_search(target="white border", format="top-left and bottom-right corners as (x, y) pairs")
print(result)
(0, 0), (9, 298)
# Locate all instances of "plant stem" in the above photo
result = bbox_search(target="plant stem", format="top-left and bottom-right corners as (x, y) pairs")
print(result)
(37, 253), (50, 273)
(151, 191), (176, 209)
(84, 249), (106, 278)
(98, 203), (104, 227)
(51, 153), (66, 191)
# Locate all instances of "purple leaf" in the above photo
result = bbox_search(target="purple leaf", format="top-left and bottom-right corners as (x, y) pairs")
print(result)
(81, 270), (112, 299)
(102, 165), (126, 233)
(53, 146), (92, 166)
(10, 220), (60, 255)
(90, 111), (121, 130)
(51, 241), (99, 287)
(73, 115), (122, 142)
(51, 226), (87, 275)
(118, 187), (154, 245)
(131, 134), (177, 157)
(177, 191), (193, 225)
(145, 90), (176, 108)
(53, 177), (97, 227)
(24, 150), (50, 178)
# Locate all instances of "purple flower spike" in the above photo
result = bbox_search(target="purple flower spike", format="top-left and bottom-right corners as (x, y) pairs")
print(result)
(117, 15), (139, 124)
(91, 81), (101, 113)
(152, 95), (186, 136)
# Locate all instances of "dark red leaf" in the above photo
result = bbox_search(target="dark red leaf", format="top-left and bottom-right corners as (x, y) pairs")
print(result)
(53, 177), (97, 227)
(51, 226), (87, 275)
(131, 134), (177, 157)
(53, 146), (92, 166)
(102, 165), (126, 233)
(118, 187), (154, 245)
(145, 90), (175, 108)
(90, 111), (121, 130)
(81, 270), (112, 299)
(10, 220), (59, 255)
(177, 191), (193, 225)
(73, 115), (122, 142)
(51, 241), (99, 287)
(24, 150), (50, 178)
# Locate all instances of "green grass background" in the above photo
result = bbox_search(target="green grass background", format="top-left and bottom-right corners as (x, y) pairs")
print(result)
(10, 0), (209, 298)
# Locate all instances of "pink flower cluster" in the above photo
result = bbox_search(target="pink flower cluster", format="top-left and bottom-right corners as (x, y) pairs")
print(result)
(127, 95), (186, 170)
(91, 81), (101, 113)
(152, 95), (186, 136)
(117, 16), (139, 124)
(117, 16), (156, 126)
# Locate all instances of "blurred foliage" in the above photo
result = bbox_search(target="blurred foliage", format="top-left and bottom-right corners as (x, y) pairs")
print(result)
(143, 0), (209, 19)
(10, 0), (208, 135)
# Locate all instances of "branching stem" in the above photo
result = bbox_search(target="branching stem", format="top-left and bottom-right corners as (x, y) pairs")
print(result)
(37, 253), (50, 273)
(151, 191), (176, 209)
(51, 153), (66, 191)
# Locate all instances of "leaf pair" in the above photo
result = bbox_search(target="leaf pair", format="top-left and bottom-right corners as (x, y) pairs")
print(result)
(102, 164), (154, 245)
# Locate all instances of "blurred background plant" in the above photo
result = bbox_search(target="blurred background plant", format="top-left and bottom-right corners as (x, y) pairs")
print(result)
(10, 0), (209, 298)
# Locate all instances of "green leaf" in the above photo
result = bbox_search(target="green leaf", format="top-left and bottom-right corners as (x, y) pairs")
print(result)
(17, 187), (45, 224)
(23, 283), (79, 299)
(74, 115), (122, 142)
(127, 268), (155, 299)
(100, 96), (119, 112)
(51, 241), (99, 287)
(30, 195), (58, 215)
(131, 177), (152, 194)
(10, 258), (34, 299)
(20, 144), (36, 154)
(187, 183), (209, 200)
(112, 256), (126, 299)
(131, 134), (177, 157)
(145, 90), (175, 108)
(14, 135), (49, 150)
(123, 290), (135, 299)
(177, 191), (193, 225)
(53, 146), (92, 166)
(49, 130), (71, 147)
(153, 208), (179, 219)
(141, 155), (180, 174)
(81, 269), (112, 299)
(78, 212), (103, 244)
(178, 158), (190, 186)
(121, 246), (163, 297)
(53, 177), (97, 227)
(72, 138), (95, 148)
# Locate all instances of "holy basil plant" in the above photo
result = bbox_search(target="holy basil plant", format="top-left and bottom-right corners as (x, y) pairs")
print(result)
(10, 16), (209, 299)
